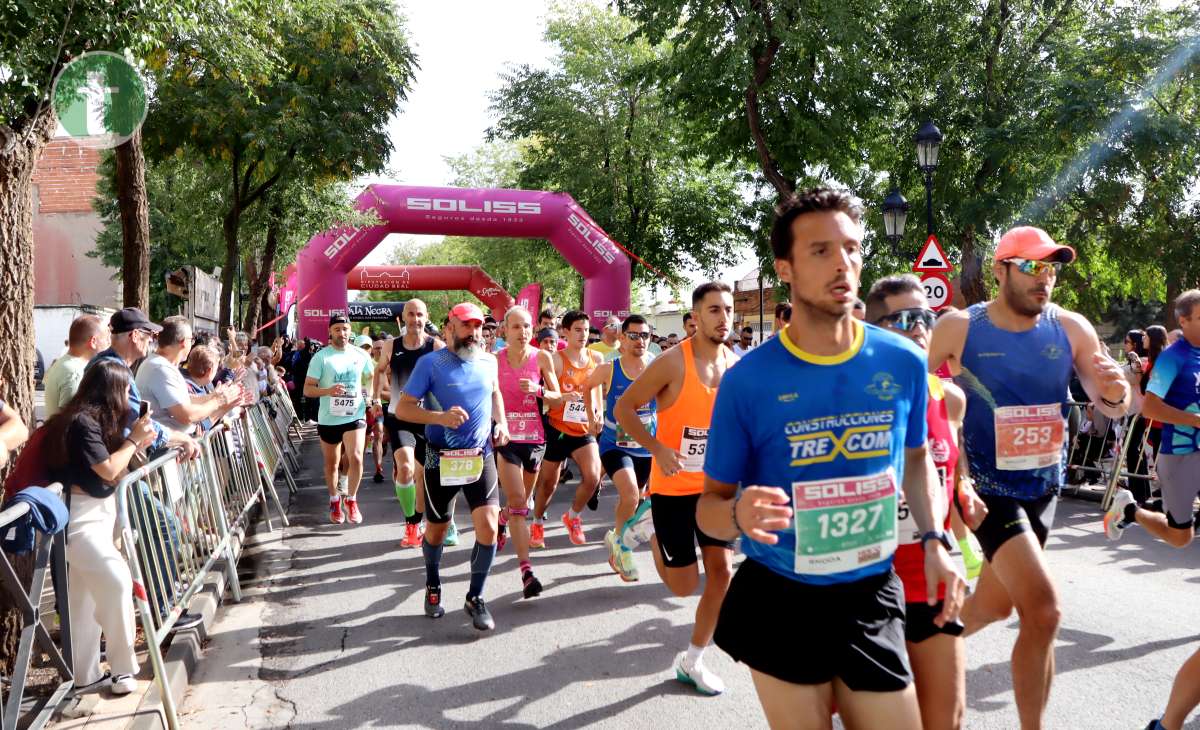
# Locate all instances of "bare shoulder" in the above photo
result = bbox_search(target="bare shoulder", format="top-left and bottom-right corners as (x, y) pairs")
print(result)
(942, 379), (966, 423)
(1056, 306), (1098, 339)
(932, 307), (971, 339)
(644, 342), (684, 381)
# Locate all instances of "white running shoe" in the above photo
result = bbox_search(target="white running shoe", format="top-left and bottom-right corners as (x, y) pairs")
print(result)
(110, 673), (138, 695)
(337, 475), (349, 496)
(622, 501), (655, 549)
(674, 651), (724, 696)
(1104, 488), (1135, 541)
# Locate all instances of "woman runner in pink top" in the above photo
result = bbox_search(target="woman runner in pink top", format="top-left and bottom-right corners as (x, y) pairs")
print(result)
(493, 306), (563, 598)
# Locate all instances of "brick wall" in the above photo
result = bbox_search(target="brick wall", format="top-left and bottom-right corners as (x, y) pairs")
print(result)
(31, 140), (101, 214)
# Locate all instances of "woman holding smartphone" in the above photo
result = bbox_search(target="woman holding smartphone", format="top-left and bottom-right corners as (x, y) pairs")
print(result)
(43, 360), (158, 695)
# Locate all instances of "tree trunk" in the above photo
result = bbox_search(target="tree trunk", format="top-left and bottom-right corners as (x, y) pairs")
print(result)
(958, 224), (989, 305)
(115, 128), (150, 312)
(243, 205), (283, 337)
(0, 108), (55, 674)
(219, 205), (241, 332)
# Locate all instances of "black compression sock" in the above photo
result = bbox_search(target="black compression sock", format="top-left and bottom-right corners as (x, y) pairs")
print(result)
(1124, 503), (1138, 524)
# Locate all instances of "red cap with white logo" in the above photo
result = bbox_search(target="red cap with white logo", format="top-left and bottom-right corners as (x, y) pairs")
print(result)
(449, 302), (485, 325)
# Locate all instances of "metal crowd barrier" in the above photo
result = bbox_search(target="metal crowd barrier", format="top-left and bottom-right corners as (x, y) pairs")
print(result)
(113, 400), (301, 730)
(0, 484), (72, 730)
(1063, 400), (1160, 509)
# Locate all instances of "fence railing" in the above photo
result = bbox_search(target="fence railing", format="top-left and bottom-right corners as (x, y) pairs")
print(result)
(110, 398), (299, 729)
(1063, 400), (1159, 509)
(0, 484), (72, 730)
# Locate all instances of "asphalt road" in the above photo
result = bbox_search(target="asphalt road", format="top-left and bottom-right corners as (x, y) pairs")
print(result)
(179, 443), (1200, 729)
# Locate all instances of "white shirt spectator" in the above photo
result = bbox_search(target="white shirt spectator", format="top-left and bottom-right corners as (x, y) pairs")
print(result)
(135, 354), (193, 433)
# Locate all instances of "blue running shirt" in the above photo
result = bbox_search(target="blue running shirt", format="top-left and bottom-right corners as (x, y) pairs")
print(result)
(955, 303), (1074, 499)
(599, 356), (656, 457)
(1146, 339), (1200, 455)
(705, 322), (928, 585)
(403, 349), (496, 455)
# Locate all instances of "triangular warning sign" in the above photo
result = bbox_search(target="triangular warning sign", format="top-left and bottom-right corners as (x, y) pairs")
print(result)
(912, 234), (952, 273)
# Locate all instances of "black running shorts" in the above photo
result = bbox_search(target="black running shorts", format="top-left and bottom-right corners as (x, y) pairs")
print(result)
(973, 492), (1057, 561)
(904, 601), (965, 644)
(600, 449), (652, 489)
(544, 426), (596, 464)
(649, 493), (733, 568)
(317, 420), (366, 445)
(496, 441), (546, 474)
(714, 558), (911, 691)
(384, 413), (426, 464)
(423, 451), (499, 524)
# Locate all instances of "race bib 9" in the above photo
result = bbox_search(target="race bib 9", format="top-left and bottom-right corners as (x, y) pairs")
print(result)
(679, 426), (708, 472)
(564, 399), (589, 425)
(440, 448), (484, 486)
(792, 469), (897, 576)
(994, 404), (1064, 470)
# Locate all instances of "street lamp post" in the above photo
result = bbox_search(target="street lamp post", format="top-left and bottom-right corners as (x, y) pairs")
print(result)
(881, 189), (910, 254)
(914, 120), (943, 235)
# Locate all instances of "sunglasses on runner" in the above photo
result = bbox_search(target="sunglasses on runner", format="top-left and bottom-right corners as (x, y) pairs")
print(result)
(876, 308), (937, 332)
(624, 331), (651, 341)
(1004, 257), (1063, 277)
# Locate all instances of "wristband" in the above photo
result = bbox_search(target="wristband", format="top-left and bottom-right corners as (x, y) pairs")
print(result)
(731, 493), (744, 534)
(124, 436), (137, 448)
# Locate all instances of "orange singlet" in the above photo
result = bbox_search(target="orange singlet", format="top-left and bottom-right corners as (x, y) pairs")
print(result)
(650, 337), (733, 496)
(548, 349), (599, 437)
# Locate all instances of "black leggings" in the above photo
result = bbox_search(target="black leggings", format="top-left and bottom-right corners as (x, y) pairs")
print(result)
(1125, 421), (1161, 504)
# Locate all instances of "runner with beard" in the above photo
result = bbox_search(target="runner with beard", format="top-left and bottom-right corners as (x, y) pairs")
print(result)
(373, 299), (445, 547)
(395, 303), (509, 631)
(493, 306), (563, 598)
(928, 226), (1130, 730)
(615, 283), (738, 695)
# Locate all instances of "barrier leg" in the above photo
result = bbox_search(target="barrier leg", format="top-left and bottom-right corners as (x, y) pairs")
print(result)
(259, 464), (290, 528)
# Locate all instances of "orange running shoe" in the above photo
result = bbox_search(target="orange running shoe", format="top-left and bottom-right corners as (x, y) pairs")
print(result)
(345, 498), (363, 524)
(530, 522), (545, 548)
(562, 512), (586, 545)
(400, 522), (422, 547)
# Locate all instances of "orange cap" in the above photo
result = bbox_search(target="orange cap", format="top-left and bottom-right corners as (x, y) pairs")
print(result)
(449, 302), (485, 324)
(994, 226), (1076, 264)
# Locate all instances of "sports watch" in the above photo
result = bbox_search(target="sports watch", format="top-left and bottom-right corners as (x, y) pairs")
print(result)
(921, 530), (953, 552)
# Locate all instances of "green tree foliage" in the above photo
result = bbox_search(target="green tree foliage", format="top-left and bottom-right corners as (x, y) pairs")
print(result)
(489, 3), (751, 285)
(144, 0), (417, 329)
(621, 0), (1199, 320)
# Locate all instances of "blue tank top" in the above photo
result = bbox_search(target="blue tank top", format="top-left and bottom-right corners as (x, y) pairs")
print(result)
(599, 356), (656, 457)
(956, 303), (1074, 499)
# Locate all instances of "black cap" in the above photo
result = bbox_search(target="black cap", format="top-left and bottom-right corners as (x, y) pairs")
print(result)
(110, 307), (162, 334)
(329, 313), (350, 326)
(536, 327), (557, 342)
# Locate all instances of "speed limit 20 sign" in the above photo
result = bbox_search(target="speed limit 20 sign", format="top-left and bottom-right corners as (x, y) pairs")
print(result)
(920, 272), (953, 310)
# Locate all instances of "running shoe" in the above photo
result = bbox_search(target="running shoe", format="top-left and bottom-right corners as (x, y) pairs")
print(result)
(444, 520), (459, 547)
(562, 512), (586, 545)
(329, 498), (345, 524)
(337, 475), (349, 496)
(110, 673), (138, 695)
(400, 522), (422, 548)
(424, 585), (445, 619)
(345, 498), (363, 524)
(530, 522), (545, 548)
(587, 484), (601, 511)
(621, 500), (655, 549)
(522, 570), (543, 599)
(606, 530), (638, 582)
(1104, 488), (1136, 540)
(674, 651), (724, 696)
(464, 596), (495, 631)
(604, 530), (621, 574)
(373, 469), (384, 484)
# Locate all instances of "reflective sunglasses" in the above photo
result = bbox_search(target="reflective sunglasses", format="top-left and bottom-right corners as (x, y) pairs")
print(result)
(1005, 257), (1063, 277)
(877, 308), (937, 332)
(625, 331), (651, 341)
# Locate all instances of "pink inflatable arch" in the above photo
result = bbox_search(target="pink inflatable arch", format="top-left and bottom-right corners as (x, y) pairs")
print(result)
(348, 265), (515, 319)
(296, 185), (631, 340)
